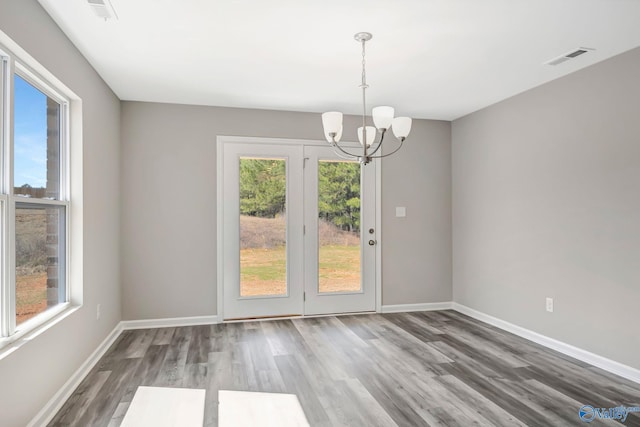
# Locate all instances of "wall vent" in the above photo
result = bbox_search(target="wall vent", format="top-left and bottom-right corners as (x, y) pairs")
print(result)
(87, 0), (118, 20)
(545, 47), (594, 66)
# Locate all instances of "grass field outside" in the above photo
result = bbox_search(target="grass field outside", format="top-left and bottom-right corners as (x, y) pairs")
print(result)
(16, 271), (47, 324)
(16, 207), (50, 324)
(240, 245), (360, 296)
(318, 245), (361, 293)
(240, 215), (361, 296)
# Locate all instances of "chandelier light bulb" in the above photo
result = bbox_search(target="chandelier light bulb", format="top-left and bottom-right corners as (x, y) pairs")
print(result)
(392, 117), (412, 139)
(322, 111), (343, 142)
(372, 106), (394, 130)
(357, 126), (377, 147)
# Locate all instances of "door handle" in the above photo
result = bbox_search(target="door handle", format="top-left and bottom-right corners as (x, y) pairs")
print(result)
(368, 240), (377, 246)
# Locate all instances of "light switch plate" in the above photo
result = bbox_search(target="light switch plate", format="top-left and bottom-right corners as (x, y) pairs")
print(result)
(396, 207), (406, 217)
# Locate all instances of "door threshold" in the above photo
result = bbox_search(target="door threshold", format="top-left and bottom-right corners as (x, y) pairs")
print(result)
(224, 314), (303, 323)
(223, 311), (376, 323)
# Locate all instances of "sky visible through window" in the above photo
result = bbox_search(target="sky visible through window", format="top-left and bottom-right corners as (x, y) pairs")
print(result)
(13, 75), (47, 189)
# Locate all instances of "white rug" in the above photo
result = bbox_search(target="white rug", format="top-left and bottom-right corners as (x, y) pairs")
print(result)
(218, 390), (310, 427)
(121, 386), (206, 427)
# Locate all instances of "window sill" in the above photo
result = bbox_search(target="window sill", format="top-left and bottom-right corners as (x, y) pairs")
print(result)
(0, 303), (80, 360)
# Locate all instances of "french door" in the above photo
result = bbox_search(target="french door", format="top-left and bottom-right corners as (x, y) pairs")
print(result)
(302, 146), (376, 315)
(219, 139), (376, 320)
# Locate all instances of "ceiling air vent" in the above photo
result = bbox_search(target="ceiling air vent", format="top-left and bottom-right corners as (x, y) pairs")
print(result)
(87, 0), (118, 20)
(545, 47), (594, 66)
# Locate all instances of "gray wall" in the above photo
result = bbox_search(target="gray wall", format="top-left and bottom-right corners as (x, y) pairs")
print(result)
(0, 2), (121, 426)
(452, 47), (640, 370)
(120, 102), (452, 320)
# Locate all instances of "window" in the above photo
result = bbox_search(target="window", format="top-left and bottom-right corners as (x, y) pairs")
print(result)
(0, 45), (70, 339)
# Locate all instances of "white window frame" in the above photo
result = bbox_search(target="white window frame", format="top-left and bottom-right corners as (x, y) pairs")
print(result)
(0, 42), (72, 343)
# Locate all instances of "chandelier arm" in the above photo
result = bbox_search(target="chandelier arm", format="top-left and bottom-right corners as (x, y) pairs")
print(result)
(368, 137), (405, 160)
(330, 139), (363, 159)
(332, 148), (361, 161)
(367, 130), (386, 157)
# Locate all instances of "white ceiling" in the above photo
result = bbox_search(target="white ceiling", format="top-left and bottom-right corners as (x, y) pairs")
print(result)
(38, 0), (640, 120)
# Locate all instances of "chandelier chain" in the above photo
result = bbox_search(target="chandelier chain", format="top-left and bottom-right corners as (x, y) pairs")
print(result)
(361, 39), (368, 157)
(361, 39), (367, 88)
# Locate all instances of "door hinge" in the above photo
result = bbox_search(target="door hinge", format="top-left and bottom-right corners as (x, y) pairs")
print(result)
(303, 292), (306, 301)
(303, 225), (306, 235)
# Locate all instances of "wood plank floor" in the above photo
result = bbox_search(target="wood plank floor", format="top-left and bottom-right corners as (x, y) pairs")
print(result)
(49, 311), (640, 426)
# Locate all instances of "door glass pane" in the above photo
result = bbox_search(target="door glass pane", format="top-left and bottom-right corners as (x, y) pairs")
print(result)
(13, 75), (61, 200)
(16, 203), (66, 325)
(318, 160), (361, 293)
(239, 158), (287, 297)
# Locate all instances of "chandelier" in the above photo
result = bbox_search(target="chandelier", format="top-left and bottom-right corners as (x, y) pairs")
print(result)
(321, 32), (412, 165)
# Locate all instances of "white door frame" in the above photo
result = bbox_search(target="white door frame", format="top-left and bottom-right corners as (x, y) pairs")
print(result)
(216, 135), (383, 320)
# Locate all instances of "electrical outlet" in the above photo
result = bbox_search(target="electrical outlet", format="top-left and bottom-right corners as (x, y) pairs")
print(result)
(546, 297), (554, 313)
(97, 304), (101, 320)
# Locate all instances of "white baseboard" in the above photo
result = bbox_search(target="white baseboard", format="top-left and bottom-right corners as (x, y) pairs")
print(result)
(452, 303), (640, 384)
(27, 322), (124, 427)
(120, 315), (219, 330)
(380, 302), (453, 313)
